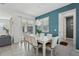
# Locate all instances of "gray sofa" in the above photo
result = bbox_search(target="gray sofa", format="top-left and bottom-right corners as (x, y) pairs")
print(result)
(0, 35), (11, 47)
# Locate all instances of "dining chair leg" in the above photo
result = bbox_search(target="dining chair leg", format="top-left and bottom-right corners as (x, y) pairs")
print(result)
(53, 48), (56, 56)
(51, 49), (53, 56)
(27, 43), (29, 51)
(24, 42), (26, 50)
(24, 42), (27, 55)
(36, 47), (38, 56)
(43, 43), (46, 56)
(33, 47), (36, 55)
(31, 47), (35, 56)
(50, 48), (56, 56)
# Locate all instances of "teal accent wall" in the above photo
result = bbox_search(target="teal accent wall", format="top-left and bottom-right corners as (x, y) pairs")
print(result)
(36, 3), (79, 49)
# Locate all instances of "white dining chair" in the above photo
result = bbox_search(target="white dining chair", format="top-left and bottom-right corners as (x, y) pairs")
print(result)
(47, 34), (52, 39)
(46, 36), (59, 56)
(40, 33), (45, 37)
(24, 34), (31, 51)
(28, 35), (42, 56)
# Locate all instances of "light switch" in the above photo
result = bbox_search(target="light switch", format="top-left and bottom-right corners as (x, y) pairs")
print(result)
(54, 29), (56, 31)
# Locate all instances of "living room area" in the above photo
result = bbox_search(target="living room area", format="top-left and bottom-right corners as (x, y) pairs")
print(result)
(0, 3), (79, 56)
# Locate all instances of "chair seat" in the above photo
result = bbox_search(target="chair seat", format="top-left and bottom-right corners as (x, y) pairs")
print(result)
(46, 43), (52, 51)
(38, 42), (42, 48)
(46, 43), (51, 48)
(38, 42), (42, 44)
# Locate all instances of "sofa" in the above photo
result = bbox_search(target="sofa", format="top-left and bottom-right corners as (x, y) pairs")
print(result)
(0, 35), (11, 47)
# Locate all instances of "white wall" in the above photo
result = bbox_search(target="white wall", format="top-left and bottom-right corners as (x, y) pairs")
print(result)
(0, 9), (12, 19)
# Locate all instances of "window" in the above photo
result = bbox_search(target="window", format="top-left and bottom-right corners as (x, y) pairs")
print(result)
(37, 17), (49, 32)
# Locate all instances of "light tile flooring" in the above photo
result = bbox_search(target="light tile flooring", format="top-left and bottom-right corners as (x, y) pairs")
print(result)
(0, 40), (79, 56)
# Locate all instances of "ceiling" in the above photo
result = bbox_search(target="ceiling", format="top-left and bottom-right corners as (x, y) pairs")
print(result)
(0, 3), (70, 17)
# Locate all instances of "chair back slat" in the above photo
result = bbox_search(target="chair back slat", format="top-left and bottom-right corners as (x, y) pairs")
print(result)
(29, 36), (38, 47)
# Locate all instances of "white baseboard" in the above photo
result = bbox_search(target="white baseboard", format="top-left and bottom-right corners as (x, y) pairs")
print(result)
(75, 49), (79, 52)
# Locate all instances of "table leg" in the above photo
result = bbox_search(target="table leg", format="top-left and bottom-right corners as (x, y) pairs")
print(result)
(43, 43), (46, 56)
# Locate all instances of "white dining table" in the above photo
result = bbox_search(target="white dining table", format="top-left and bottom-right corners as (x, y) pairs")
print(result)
(37, 36), (52, 56)
(26, 34), (52, 56)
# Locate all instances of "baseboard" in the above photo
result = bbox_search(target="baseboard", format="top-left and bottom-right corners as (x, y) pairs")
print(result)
(75, 49), (79, 52)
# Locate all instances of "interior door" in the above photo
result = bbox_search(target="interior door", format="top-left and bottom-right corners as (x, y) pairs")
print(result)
(66, 16), (73, 38)
(63, 16), (73, 40)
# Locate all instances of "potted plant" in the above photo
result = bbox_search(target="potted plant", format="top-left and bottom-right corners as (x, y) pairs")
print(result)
(3, 27), (9, 34)
(36, 29), (42, 36)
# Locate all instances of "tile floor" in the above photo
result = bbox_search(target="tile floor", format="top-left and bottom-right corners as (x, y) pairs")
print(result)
(0, 40), (79, 56)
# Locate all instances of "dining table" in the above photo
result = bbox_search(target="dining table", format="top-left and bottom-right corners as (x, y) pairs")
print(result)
(36, 35), (52, 56)
(26, 34), (52, 56)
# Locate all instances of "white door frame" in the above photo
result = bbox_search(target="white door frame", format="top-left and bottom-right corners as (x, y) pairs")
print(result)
(59, 9), (76, 49)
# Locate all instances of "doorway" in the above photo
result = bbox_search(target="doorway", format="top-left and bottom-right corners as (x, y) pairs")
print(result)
(59, 9), (76, 49)
(65, 16), (74, 47)
(66, 16), (73, 39)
